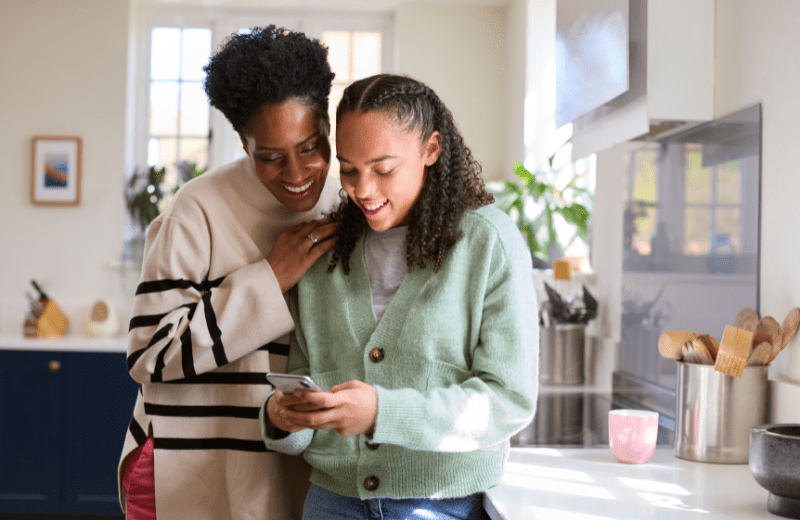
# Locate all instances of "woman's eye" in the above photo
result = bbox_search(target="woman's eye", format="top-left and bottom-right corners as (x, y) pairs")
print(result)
(300, 144), (318, 155)
(258, 155), (281, 163)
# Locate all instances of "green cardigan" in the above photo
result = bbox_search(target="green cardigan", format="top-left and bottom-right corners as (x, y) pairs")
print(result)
(261, 205), (538, 499)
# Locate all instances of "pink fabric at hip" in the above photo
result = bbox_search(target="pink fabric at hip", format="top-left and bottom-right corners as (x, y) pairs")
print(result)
(122, 436), (157, 520)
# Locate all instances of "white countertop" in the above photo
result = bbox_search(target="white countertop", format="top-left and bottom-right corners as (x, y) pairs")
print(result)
(0, 335), (127, 353)
(484, 447), (774, 520)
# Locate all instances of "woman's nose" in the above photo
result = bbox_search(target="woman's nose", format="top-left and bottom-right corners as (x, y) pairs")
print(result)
(284, 153), (306, 182)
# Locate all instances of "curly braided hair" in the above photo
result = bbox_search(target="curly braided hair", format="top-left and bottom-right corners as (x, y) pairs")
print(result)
(327, 74), (494, 274)
(203, 25), (335, 135)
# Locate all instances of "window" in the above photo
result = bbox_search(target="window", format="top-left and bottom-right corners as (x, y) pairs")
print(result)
(130, 7), (393, 209)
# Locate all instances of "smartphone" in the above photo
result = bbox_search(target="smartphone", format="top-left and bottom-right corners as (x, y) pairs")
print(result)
(266, 373), (323, 393)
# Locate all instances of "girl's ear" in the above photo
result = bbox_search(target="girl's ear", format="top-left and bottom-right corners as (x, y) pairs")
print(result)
(423, 131), (442, 166)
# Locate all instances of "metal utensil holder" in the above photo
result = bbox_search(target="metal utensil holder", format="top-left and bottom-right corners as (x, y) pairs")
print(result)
(539, 323), (585, 386)
(674, 361), (768, 463)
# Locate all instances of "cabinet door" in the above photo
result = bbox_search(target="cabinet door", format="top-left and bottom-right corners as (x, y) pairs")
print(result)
(0, 351), (63, 514)
(61, 352), (138, 516)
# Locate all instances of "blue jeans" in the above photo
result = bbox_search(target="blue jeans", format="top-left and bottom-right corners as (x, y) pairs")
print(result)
(303, 484), (485, 520)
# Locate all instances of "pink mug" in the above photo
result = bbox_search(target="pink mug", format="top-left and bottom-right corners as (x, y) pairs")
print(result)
(608, 409), (659, 464)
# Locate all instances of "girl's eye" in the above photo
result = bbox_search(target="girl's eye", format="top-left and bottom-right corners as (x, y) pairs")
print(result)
(376, 169), (394, 176)
(339, 169), (355, 176)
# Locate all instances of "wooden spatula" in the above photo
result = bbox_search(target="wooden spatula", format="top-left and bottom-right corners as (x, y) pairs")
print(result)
(715, 325), (753, 377)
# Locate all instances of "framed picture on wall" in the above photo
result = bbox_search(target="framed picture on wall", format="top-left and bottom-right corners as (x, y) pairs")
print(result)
(31, 136), (82, 205)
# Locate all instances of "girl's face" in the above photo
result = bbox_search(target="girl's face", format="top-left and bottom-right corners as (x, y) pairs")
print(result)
(336, 110), (440, 231)
(241, 100), (330, 213)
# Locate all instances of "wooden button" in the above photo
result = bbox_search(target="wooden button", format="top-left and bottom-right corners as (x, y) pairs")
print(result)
(365, 440), (380, 450)
(363, 475), (380, 491)
(369, 348), (384, 363)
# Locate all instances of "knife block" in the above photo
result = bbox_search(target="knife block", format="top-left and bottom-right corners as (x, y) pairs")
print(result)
(24, 299), (69, 339)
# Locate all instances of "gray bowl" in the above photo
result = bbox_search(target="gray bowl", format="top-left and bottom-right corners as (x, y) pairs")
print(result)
(750, 424), (800, 518)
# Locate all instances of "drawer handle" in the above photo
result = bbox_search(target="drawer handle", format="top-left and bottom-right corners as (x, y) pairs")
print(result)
(48, 360), (61, 373)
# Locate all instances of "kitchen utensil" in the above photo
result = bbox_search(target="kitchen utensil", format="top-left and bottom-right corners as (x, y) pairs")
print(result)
(781, 307), (800, 349)
(658, 330), (698, 360)
(675, 361), (768, 463)
(698, 333), (719, 361)
(749, 424), (800, 518)
(84, 298), (119, 338)
(747, 342), (773, 366)
(715, 325), (753, 377)
(539, 322), (585, 386)
(608, 409), (658, 464)
(734, 307), (759, 332)
(682, 338), (713, 364)
(752, 316), (784, 363)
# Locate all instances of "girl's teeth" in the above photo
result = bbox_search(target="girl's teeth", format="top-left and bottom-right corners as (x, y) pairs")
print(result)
(365, 201), (386, 211)
(285, 180), (313, 193)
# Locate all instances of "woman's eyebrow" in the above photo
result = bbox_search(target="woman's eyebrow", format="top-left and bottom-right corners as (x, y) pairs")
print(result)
(336, 154), (398, 164)
(256, 132), (320, 151)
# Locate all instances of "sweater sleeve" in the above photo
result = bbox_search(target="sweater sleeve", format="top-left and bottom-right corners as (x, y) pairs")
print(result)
(126, 210), (295, 384)
(259, 290), (314, 454)
(371, 224), (539, 452)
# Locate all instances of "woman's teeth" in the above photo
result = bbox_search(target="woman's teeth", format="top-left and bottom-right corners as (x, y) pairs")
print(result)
(284, 180), (313, 193)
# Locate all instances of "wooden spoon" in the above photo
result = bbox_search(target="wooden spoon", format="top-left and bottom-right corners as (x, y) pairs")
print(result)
(659, 331), (698, 359)
(734, 307), (759, 332)
(753, 317), (783, 362)
(781, 307), (800, 349)
(747, 342), (772, 366)
(690, 338), (714, 364)
(697, 333), (719, 361)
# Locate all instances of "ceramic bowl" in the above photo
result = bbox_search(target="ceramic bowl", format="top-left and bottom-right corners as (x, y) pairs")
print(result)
(608, 409), (658, 464)
(749, 424), (800, 518)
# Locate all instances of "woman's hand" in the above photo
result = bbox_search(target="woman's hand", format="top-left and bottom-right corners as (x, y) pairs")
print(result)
(273, 380), (378, 437)
(266, 219), (337, 293)
(267, 389), (327, 433)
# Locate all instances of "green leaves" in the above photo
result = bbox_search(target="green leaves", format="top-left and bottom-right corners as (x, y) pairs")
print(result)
(487, 148), (592, 263)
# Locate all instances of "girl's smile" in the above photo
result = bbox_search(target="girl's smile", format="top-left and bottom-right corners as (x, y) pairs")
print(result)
(336, 111), (440, 231)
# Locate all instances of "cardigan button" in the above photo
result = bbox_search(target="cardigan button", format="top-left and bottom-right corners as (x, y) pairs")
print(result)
(365, 440), (380, 450)
(364, 475), (380, 491)
(369, 348), (385, 363)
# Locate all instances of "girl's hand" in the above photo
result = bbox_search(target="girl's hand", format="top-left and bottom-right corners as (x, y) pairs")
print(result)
(267, 389), (327, 433)
(280, 380), (378, 437)
(266, 219), (337, 293)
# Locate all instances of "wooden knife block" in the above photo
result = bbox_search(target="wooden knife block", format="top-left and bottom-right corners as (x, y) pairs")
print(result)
(24, 299), (69, 339)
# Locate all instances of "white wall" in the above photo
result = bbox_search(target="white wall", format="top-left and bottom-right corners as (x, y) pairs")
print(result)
(396, 3), (509, 180)
(0, 0), (131, 332)
(714, 0), (800, 421)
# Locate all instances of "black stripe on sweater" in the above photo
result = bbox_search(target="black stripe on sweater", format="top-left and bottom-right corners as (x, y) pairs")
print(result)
(128, 303), (197, 332)
(144, 403), (261, 419)
(180, 326), (196, 379)
(154, 437), (271, 452)
(202, 290), (228, 367)
(129, 417), (148, 446)
(161, 372), (269, 385)
(135, 277), (224, 295)
(127, 323), (173, 371)
(257, 342), (290, 356)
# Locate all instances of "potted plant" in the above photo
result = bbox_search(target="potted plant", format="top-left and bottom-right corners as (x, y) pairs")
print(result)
(486, 139), (592, 268)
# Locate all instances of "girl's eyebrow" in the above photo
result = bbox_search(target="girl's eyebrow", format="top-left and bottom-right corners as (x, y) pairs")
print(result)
(337, 154), (398, 164)
(256, 132), (320, 152)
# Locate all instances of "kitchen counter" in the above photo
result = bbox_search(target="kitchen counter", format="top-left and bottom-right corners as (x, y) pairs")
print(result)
(0, 335), (127, 353)
(484, 447), (773, 519)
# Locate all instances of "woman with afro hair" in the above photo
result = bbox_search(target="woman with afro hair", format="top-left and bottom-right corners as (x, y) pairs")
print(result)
(262, 74), (539, 520)
(118, 26), (340, 520)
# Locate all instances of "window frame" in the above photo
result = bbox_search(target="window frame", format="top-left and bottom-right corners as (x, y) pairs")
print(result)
(130, 5), (395, 187)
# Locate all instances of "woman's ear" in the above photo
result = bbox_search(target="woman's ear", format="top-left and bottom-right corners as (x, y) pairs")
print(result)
(423, 131), (442, 166)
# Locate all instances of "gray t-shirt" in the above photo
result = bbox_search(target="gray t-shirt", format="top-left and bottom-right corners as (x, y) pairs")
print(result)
(364, 226), (408, 321)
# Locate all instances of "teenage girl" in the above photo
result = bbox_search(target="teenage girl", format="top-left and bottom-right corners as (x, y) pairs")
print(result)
(262, 73), (538, 520)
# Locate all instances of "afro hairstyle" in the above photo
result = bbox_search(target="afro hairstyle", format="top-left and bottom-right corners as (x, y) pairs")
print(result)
(203, 25), (335, 135)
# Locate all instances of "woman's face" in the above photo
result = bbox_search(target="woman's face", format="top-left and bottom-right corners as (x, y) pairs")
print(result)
(241, 100), (330, 213)
(336, 110), (440, 231)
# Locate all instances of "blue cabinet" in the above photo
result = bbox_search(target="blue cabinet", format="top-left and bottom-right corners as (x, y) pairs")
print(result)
(0, 350), (137, 517)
